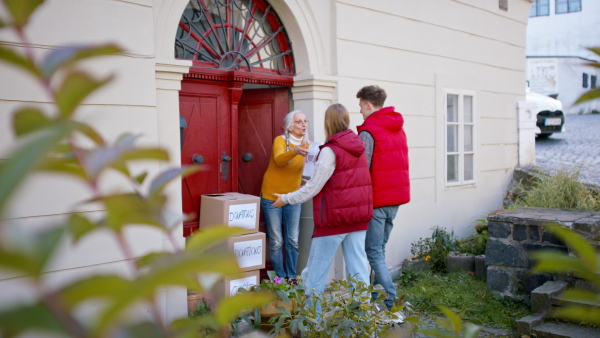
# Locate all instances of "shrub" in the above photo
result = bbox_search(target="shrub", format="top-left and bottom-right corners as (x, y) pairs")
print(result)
(268, 275), (413, 337)
(411, 226), (459, 273)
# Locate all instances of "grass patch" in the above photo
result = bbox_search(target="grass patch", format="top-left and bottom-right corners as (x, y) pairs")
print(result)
(396, 271), (531, 330)
(515, 167), (600, 211)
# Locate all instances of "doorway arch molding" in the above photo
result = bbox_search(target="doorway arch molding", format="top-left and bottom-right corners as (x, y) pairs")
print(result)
(154, 0), (324, 77)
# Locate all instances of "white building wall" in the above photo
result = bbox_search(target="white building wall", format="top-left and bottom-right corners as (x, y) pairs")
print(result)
(526, 0), (600, 113)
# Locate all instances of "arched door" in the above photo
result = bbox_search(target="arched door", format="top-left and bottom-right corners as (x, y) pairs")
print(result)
(176, 0), (295, 237)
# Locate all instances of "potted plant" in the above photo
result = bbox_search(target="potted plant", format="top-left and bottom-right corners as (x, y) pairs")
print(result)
(238, 270), (306, 329)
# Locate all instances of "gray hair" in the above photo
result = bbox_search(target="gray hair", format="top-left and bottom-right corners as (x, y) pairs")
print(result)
(282, 110), (308, 144)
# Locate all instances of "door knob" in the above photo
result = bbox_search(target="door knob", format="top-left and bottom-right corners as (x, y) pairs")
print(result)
(242, 153), (253, 162)
(192, 154), (204, 164)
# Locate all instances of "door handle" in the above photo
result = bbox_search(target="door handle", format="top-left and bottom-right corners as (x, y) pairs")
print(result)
(242, 153), (253, 162)
(192, 154), (204, 164)
(220, 151), (231, 181)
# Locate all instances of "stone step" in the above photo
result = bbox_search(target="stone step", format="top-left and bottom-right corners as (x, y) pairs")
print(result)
(553, 294), (599, 308)
(531, 322), (600, 338)
(531, 280), (569, 314)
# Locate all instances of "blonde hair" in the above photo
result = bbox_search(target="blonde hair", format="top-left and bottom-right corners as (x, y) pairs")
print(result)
(282, 110), (309, 145)
(324, 103), (349, 140)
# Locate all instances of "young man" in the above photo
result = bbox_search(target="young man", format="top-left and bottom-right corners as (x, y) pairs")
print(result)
(356, 85), (410, 311)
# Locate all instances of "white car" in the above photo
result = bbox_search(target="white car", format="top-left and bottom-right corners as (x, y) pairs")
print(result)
(526, 90), (565, 138)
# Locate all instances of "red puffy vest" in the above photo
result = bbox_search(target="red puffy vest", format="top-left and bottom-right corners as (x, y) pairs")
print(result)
(357, 106), (410, 208)
(312, 130), (373, 238)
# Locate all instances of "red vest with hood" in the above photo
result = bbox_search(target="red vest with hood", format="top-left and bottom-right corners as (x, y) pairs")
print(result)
(357, 106), (410, 208)
(312, 130), (373, 238)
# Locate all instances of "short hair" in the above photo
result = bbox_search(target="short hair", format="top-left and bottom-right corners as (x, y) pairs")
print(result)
(356, 85), (387, 108)
(324, 103), (349, 140)
(282, 110), (308, 144)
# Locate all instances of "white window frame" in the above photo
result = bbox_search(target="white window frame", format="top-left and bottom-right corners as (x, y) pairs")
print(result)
(444, 89), (476, 186)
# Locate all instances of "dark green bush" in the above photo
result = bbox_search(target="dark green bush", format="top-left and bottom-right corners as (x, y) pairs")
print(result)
(411, 226), (459, 273)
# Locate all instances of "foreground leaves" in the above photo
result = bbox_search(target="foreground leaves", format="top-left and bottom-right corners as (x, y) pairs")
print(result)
(419, 305), (481, 338)
(531, 225), (600, 325)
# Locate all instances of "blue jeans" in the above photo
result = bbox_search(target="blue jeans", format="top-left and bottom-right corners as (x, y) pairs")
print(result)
(261, 198), (301, 278)
(301, 230), (369, 298)
(365, 205), (399, 310)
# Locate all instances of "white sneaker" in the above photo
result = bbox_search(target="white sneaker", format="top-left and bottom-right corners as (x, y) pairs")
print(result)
(388, 311), (405, 325)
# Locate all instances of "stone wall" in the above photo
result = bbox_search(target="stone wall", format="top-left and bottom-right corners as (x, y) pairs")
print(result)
(485, 207), (600, 298)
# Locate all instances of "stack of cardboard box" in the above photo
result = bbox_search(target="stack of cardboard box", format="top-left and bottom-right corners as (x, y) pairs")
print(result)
(198, 193), (266, 300)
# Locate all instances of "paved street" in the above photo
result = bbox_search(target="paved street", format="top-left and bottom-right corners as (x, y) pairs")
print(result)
(534, 114), (600, 187)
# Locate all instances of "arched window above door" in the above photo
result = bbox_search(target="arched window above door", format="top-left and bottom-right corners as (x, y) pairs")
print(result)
(175, 0), (295, 76)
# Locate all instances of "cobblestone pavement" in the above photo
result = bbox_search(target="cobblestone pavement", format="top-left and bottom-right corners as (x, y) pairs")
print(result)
(534, 114), (600, 187)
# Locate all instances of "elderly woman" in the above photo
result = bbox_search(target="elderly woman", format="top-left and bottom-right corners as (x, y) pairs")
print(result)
(273, 103), (373, 297)
(260, 110), (309, 279)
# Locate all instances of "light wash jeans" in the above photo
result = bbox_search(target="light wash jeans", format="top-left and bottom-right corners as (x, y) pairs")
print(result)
(301, 230), (370, 298)
(261, 197), (301, 278)
(365, 205), (399, 310)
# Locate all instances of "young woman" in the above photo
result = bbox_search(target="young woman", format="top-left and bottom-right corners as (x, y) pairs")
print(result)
(273, 103), (373, 296)
(261, 110), (309, 279)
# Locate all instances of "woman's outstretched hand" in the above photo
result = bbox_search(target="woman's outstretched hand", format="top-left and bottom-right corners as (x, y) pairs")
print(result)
(292, 144), (308, 157)
(272, 193), (286, 207)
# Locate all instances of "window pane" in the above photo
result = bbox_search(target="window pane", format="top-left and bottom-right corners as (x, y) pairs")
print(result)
(447, 94), (458, 122)
(464, 154), (474, 181)
(539, 0), (549, 15)
(447, 155), (458, 182)
(464, 125), (473, 152)
(569, 0), (581, 12)
(447, 125), (458, 152)
(556, 0), (567, 13)
(464, 95), (473, 123)
(529, 2), (537, 16)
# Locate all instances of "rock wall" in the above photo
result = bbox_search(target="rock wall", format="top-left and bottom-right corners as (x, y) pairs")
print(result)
(485, 207), (599, 298)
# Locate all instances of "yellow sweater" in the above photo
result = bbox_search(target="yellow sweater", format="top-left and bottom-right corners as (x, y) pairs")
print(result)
(261, 136), (308, 201)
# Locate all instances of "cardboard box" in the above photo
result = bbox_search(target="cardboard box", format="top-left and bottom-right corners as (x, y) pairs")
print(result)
(199, 193), (260, 234)
(219, 232), (266, 272)
(213, 270), (260, 300)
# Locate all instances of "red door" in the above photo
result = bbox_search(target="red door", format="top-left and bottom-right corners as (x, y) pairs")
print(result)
(180, 82), (234, 236)
(238, 88), (289, 196)
(180, 83), (289, 237)
(238, 88), (289, 278)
